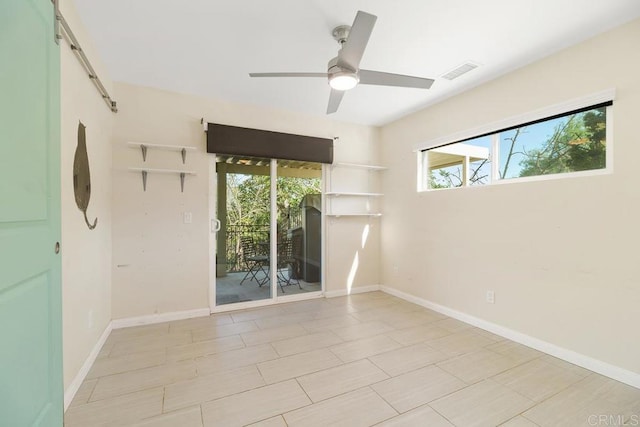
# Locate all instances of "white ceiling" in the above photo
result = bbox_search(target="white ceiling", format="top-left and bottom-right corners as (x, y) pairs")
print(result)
(73, 0), (640, 126)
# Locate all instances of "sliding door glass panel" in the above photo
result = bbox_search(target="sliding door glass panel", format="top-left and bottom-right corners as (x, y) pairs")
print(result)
(276, 160), (323, 296)
(216, 156), (271, 305)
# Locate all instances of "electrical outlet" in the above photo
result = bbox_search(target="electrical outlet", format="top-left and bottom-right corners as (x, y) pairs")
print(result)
(486, 290), (495, 304)
(183, 212), (192, 224)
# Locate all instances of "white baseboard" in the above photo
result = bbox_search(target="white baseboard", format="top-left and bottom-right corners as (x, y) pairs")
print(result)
(380, 286), (640, 390)
(111, 308), (211, 329)
(324, 284), (381, 298)
(64, 321), (113, 411)
(277, 292), (324, 303)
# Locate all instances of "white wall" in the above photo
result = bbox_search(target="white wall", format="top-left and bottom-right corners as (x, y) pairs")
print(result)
(60, 0), (113, 392)
(381, 19), (640, 375)
(111, 83), (381, 319)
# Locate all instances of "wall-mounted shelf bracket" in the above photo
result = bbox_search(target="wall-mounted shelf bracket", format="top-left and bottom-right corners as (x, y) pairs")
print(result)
(129, 167), (197, 192)
(128, 142), (195, 163)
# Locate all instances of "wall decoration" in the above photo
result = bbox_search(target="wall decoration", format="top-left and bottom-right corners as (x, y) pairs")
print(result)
(73, 121), (97, 230)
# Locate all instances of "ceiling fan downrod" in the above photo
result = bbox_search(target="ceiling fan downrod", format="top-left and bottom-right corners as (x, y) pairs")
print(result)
(332, 25), (351, 45)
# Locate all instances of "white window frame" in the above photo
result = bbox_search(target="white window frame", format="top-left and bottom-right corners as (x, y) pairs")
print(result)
(416, 89), (615, 192)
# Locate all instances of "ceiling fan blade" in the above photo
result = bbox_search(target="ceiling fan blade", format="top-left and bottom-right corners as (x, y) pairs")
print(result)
(359, 69), (435, 89)
(249, 72), (328, 78)
(327, 89), (345, 114)
(337, 11), (377, 71)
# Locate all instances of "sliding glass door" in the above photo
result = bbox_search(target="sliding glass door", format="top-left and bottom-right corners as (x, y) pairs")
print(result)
(213, 157), (323, 307)
(276, 161), (322, 296)
(215, 156), (272, 305)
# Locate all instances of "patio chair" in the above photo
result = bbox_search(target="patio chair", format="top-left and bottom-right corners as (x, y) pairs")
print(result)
(277, 238), (301, 291)
(239, 237), (269, 286)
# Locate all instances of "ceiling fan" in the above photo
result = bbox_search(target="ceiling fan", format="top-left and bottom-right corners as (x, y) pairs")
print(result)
(249, 10), (435, 114)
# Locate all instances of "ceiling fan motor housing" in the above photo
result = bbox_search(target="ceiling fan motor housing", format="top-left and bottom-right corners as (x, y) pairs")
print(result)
(327, 57), (359, 90)
(328, 56), (355, 74)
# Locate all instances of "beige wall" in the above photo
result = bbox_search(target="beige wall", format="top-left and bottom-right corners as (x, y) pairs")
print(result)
(381, 19), (640, 374)
(111, 83), (381, 319)
(60, 0), (113, 389)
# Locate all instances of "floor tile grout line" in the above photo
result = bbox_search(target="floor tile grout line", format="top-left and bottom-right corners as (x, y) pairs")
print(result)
(427, 402), (458, 427)
(365, 356), (396, 378)
(255, 361), (268, 385)
(362, 384), (401, 420)
(510, 371), (597, 420)
(172, 376), (312, 418)
(498, 412), (542, 426)
(85, 361), (198, 404)
(291, 382), (399, 414)
(519, 412), (542, 426)
(293, 377), (315, 407)
(435, 348), (547, 386)
(83, 378), (99, 406)
(83, 356), (193, 385)
(493, 357), (594, 397)
(402, 378), (475, 413)
(83, 348), (167, 382)
(161, 385), (166, 413)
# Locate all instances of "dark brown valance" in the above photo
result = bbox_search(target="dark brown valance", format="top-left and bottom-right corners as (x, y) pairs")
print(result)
(206, 123), (333, 164)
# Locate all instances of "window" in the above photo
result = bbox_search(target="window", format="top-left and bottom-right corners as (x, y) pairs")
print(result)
(427, 136), (491, 189)
(420, 102), (611, 191)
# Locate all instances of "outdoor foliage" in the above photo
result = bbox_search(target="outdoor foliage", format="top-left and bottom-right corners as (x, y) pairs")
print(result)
(517, 108), (606, 177)
(222, 172), (320, 271)
(429, 107), (606, 188)
(226, 173), (321, 229)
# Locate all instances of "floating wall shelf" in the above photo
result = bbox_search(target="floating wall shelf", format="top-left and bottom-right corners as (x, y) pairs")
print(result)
(332, 162), (387, 171)
(128, 167), (197, 192)
(128, 141), (197, 164)
(327, 162), (386, 218)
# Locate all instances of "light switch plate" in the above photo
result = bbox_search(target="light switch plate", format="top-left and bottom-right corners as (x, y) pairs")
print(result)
(486, 290), (495, 304)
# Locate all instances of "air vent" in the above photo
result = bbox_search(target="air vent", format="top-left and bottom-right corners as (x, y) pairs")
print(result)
(441, 62), (479, 80)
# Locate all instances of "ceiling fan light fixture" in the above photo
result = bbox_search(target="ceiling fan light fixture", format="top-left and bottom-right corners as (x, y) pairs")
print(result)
(329, 71), (359, 91)
(249, 11), (434, 114)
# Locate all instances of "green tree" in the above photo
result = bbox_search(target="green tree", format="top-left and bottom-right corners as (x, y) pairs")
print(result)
(224, 172), (320, 271)
(227, 173), (320, 229)
(511, 107), (606, 178)
(227, 173), (270, 227)
(565, 108), (606, 171)
(429, 168), (462, 188)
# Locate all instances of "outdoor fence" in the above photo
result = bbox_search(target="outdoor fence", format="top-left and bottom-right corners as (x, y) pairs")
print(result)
(224, 211), (303, 273)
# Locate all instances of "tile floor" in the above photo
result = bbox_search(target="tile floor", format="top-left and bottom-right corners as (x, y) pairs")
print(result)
(65, 292), (640, 427)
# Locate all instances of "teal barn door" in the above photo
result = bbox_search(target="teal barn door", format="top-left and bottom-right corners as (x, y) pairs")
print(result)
(0, 0), (63, 425)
